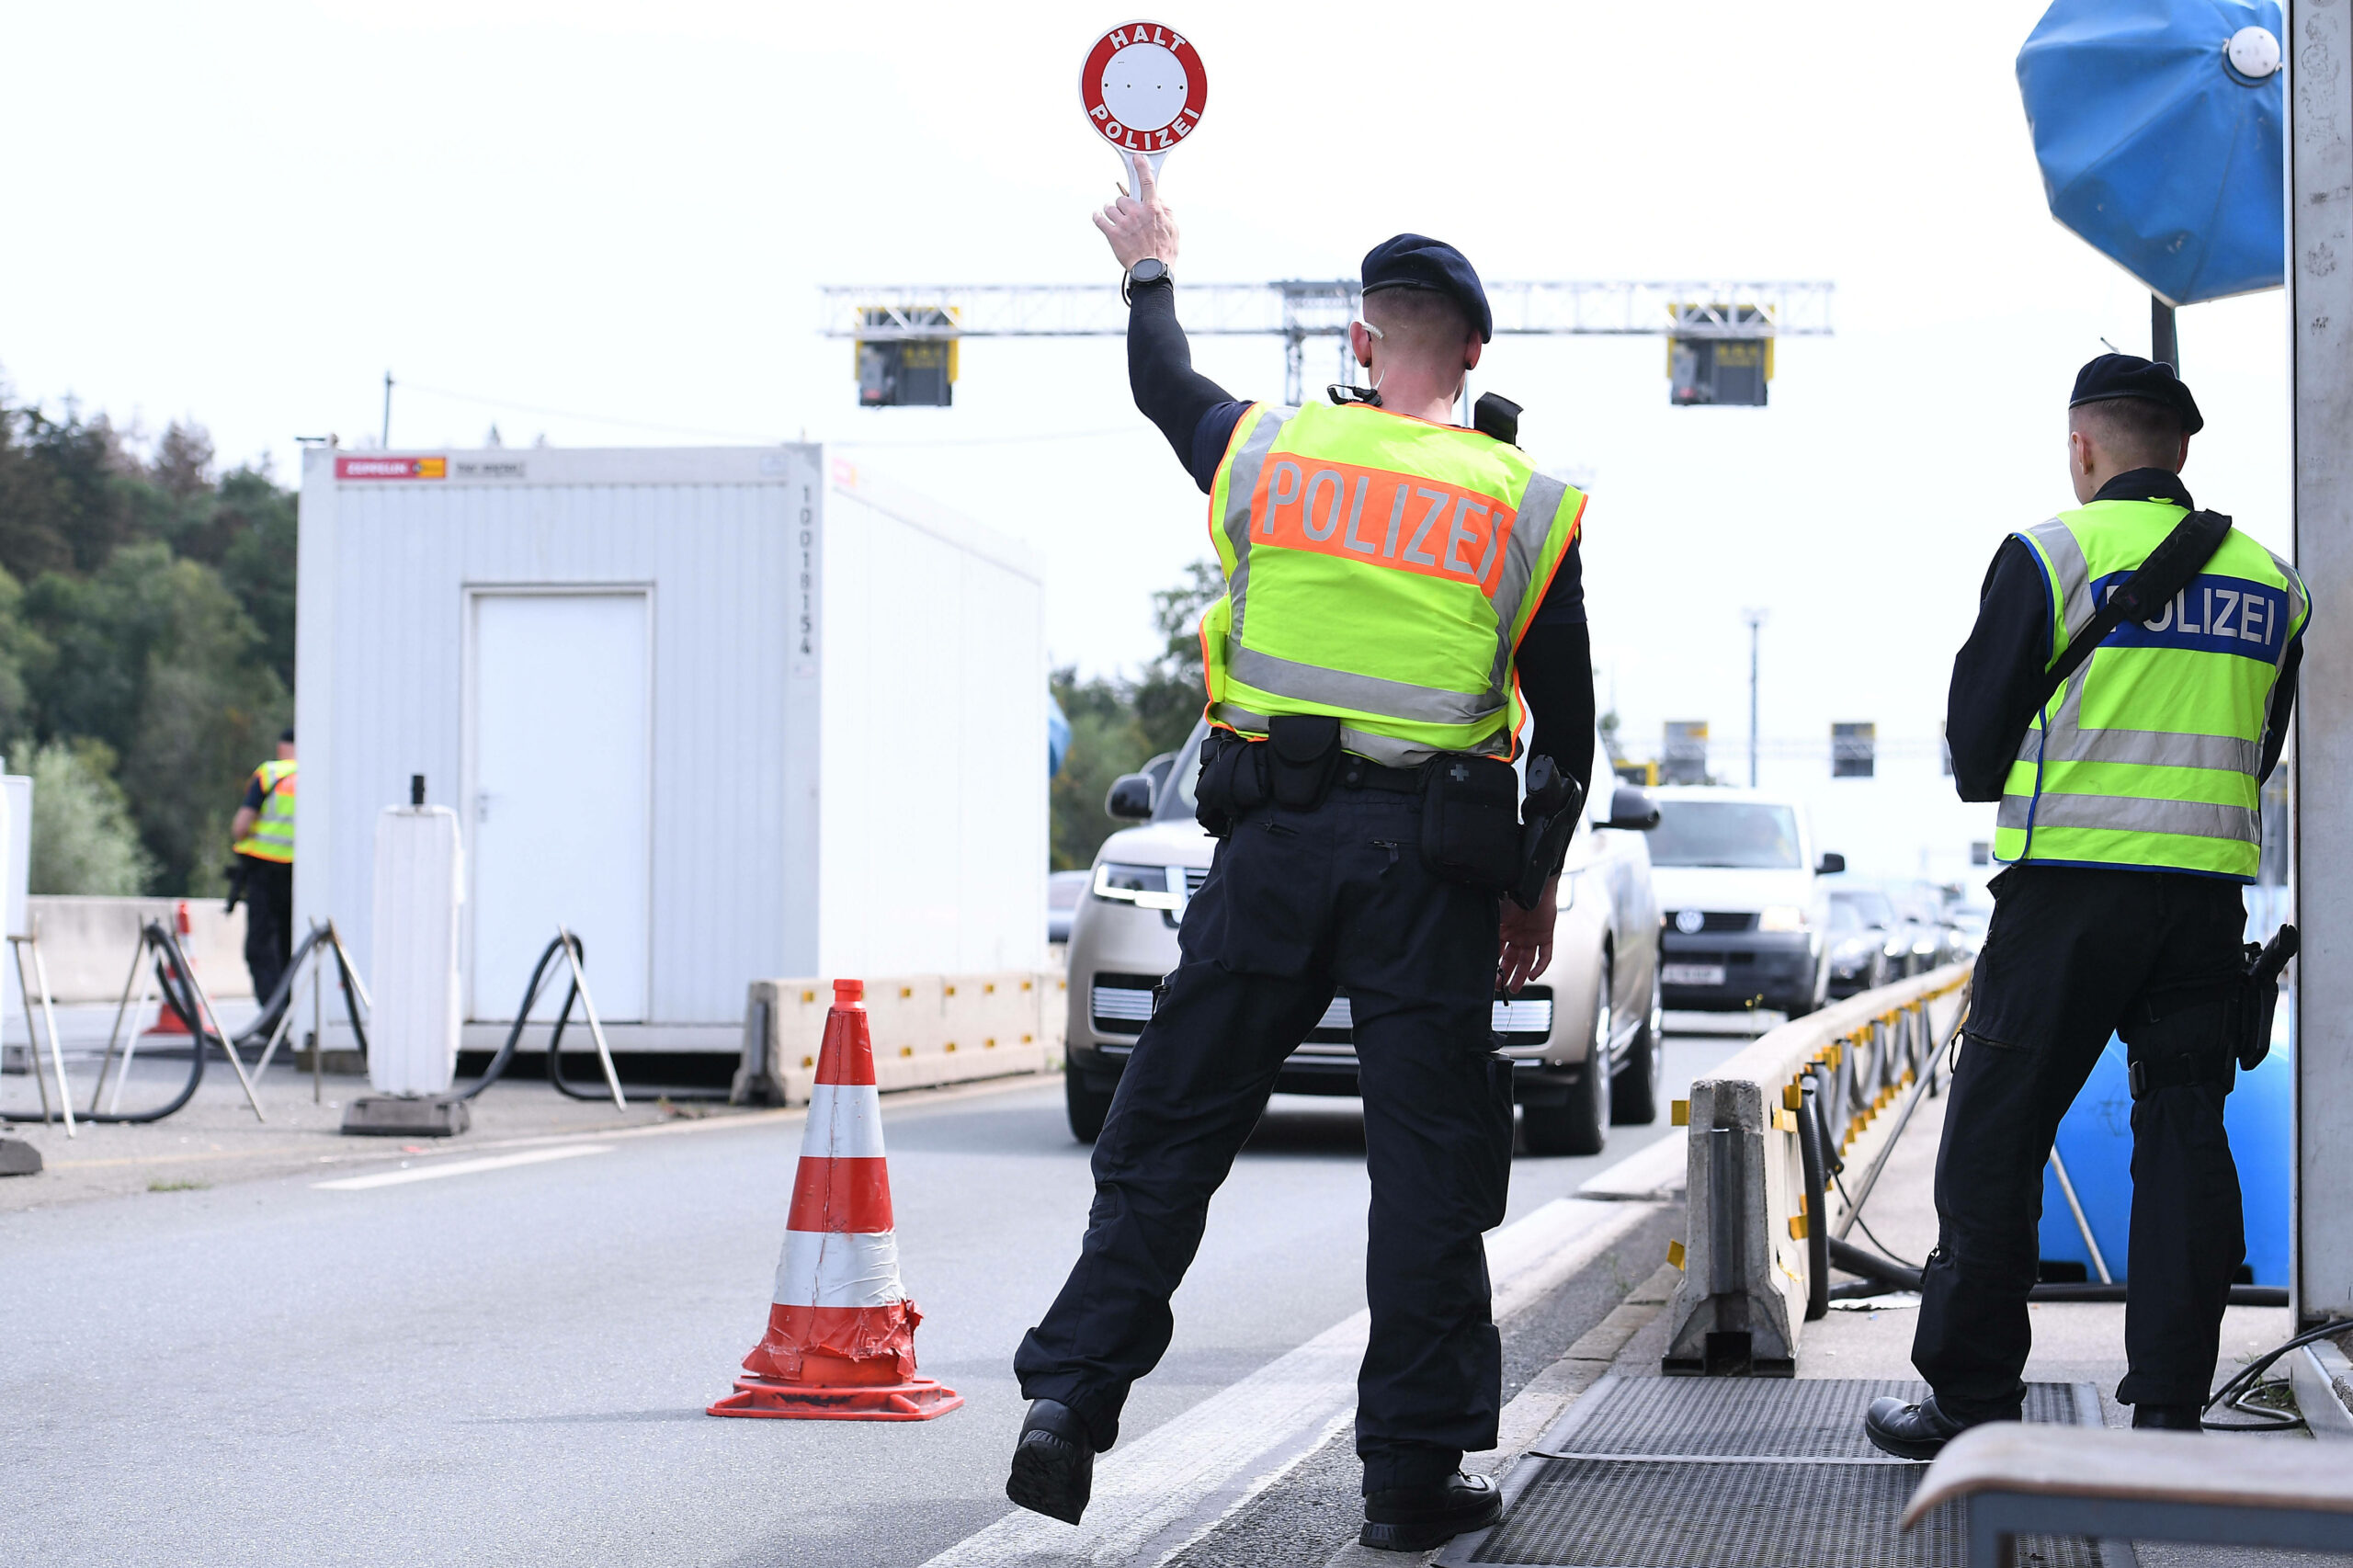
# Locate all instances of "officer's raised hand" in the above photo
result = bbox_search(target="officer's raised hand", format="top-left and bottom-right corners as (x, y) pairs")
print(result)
(1093, 153), (1180, 268)
(1497, 878), (1558, 994)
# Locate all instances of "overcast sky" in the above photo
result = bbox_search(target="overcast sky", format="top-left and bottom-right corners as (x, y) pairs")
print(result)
(4, 0), (2290, 766)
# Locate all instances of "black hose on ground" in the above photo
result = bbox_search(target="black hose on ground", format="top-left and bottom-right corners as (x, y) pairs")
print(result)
(2200, 1317), (2350, 1431)
(6, 924), (228, 1124)
(456, 935), (573, 1101)
(459, 933), (730, 1104)
(1798, 1075), (1832, 1323)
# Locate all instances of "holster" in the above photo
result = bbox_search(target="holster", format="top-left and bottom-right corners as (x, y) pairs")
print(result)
(2118, 983), (2240, 1099)
(1421, 753), (1521, 893)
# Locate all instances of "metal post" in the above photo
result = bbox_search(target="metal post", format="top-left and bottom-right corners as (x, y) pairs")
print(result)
(555, 929), (627, 1110)
(312, 932), (324, 1106)
(1742, 609), (1766, 787)
(2290, 0), (2353, 1328)
(16, 938), (71, 1138)
(381, 370), (393, 448)
(2152, 295), (2179, 369)
(92, 932), (153, 1115)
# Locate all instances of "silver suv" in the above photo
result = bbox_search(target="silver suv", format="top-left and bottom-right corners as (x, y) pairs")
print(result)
(1062, 721), (1664, 1156)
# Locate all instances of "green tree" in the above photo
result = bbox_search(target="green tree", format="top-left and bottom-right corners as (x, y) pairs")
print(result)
(1131, 559), (1222, 758)
(24, 542), (288, 892)
(1051, 667), (1149, 871)
(0, 381), (300, 895)
(16, 738), (153, 894)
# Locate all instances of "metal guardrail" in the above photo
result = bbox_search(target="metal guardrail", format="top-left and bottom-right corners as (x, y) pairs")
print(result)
(1661, 961), (1973, 1376)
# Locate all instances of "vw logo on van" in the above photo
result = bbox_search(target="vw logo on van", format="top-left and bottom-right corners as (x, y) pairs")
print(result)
(1674, 908), (1706, 935)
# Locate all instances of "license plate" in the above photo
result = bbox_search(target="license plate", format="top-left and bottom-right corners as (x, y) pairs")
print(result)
(1663, 964), (1726, 987)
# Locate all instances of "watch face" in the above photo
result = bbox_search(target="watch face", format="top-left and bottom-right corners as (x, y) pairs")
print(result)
(1131, 258), (1166, 284)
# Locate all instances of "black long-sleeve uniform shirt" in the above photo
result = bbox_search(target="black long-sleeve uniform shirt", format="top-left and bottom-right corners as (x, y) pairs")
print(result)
(1945, 468), (2304, 803)
(1127, 276), (1596, 797)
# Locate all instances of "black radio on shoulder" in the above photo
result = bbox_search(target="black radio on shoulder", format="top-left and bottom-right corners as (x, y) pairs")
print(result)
(1472, 392), (1522, 447)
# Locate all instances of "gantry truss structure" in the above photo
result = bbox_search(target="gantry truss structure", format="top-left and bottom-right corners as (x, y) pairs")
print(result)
(822, 280), (1836, 403)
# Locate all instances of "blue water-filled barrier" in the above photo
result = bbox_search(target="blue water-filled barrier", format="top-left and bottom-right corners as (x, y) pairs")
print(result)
(2036, 1017), (2290, 1286)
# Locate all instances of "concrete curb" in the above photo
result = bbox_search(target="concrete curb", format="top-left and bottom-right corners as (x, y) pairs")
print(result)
(1319, 1261), (1683, 1567)
(2289, 1336), (2353, 1441)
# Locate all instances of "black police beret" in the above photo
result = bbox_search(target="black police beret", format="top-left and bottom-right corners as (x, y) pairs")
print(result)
(2070, 353), (2203, 435)
(1360, 233), (1492, 343)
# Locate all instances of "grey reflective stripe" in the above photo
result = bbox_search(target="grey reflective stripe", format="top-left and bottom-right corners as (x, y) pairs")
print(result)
(2268, 550), (2311, 641)
(1210, 703), (1509, 768)
(1487, 472), (1570, 695)
(2019, 517), (2093, 663)
(1220, 405), (1294, 644)
(2029, 726), (2260, 772)
(1996, 790), (2257, 842)
(1227, 644), (1504, 727)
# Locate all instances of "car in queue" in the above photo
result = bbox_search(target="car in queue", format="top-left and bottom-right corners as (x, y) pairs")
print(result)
(1647, 787), (1844, 1017)
(1062, 719), (1665, 1156)
(1825, 884), (1904, 999)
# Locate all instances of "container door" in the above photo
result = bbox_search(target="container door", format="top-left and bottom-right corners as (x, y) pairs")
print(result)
(468, 592), (652, 1021)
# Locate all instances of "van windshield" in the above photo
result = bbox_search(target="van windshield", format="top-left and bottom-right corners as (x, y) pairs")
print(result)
(1649, 801), (1803, 869)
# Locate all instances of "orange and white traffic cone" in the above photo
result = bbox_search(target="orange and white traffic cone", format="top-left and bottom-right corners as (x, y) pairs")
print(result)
(707, 978), (961, 1422)
(142, 901), (197, 1038)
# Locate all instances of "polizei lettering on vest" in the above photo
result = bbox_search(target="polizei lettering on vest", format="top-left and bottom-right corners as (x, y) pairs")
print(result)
(1246, 454), (1516, 595)
(2095, 570), (2290, 659)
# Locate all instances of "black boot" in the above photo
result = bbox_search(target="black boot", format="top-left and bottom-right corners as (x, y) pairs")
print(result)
(2132, 1403), (2205, 1431)
(1006, 1398), (1095, 1525)
(1359, 1471), (1501, 1552)
(1862, 1393), (1985, 1460)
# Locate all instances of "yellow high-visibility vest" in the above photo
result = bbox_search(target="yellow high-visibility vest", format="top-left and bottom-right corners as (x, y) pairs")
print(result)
(233, 758), (296, 864)
(1997, 499), (2308, 880)
(1199, 400), (1585, 767)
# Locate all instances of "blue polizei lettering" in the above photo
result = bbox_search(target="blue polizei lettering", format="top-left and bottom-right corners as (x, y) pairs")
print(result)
(2094, 571), (2288, 660)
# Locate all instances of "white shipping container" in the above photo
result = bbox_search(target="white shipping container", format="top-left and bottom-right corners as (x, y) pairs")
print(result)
(296, 446), (1047, 1053)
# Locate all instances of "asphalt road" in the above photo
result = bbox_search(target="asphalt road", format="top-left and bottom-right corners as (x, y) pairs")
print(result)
(0, 1032), (1744, 1567)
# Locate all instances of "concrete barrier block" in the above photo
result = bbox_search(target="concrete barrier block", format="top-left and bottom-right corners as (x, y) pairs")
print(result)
(23, 895), (252, 1004)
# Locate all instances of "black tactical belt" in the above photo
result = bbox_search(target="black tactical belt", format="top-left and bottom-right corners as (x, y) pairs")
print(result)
(1335, 755), (1428, 794)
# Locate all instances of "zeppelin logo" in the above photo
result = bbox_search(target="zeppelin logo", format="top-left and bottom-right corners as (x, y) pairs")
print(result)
(1079, 21), (1208, 153)
(1250, 457), (1517, 597)
(335, 455), (447, 481)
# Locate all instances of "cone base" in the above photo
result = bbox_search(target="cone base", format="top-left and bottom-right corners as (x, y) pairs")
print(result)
(707, 1371), (962, 1422)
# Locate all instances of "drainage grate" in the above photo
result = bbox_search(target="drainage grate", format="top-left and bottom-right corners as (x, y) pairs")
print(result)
(1440, 1378), (2108, 1568)
(1549, 1375), (2081, 1460)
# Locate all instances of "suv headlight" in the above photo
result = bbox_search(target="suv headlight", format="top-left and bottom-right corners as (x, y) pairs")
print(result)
(1758, 904), (1810, 932)
(1093, 862), (1184, 912)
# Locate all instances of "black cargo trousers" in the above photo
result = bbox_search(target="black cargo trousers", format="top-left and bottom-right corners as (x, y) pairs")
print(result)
(1013, 778), (1515, 1494)
(1913, 864), (2248, 1418)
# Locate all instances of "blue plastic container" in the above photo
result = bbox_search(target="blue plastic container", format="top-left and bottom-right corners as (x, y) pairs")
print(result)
(2037, 1026), (2290, 1285)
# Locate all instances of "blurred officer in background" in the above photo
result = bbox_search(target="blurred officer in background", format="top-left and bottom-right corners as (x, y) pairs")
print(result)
(229, 727), (297, 1003)
(1867, 356), (2308, 1458)
(1006, 155), (1597, 1554)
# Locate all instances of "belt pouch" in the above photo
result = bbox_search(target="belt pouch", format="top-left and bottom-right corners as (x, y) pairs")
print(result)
(1194, 731), (1270, 837)
(1420, 754), (1521, 892)
(1266, 715), (1343, 810)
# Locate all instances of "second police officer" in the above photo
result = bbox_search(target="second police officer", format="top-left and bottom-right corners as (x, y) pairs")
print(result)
(1004, 156), (1598, 1553)
(1867, 355), (2309, 1457)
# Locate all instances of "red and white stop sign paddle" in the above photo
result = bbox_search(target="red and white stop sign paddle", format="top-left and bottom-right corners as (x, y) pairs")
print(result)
(1079, 20), (1207, 188)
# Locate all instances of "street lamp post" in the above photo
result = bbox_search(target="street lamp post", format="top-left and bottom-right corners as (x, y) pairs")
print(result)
(1742, 608), (1768, 788)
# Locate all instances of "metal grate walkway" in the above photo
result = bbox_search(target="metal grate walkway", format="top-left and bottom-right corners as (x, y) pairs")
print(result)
(1438, 1376), (2111, 1568)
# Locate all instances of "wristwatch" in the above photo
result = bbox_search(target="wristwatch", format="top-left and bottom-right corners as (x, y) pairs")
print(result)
(1122, 257), (1170, 302)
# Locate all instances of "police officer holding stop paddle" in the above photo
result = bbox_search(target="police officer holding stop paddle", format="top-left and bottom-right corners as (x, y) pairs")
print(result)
(1003, 154), (1597, 1552)
(1867, 355), (2309, 1459)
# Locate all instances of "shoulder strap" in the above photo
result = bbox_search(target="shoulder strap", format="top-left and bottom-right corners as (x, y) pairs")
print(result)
(2030, 508), (2234, 713)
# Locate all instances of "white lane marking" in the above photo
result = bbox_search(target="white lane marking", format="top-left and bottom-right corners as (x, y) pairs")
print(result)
(917, 1197), (1659, 1568)
(313, 1144), (612, 1190)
